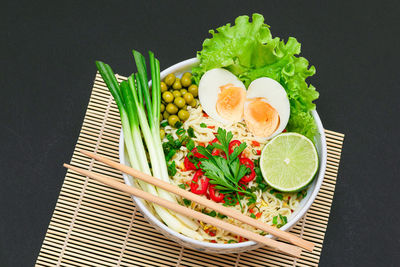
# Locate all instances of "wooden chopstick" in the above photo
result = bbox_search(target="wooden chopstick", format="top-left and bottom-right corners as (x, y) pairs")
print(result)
(64, 163), (302, 257)
(80, 149), (314, 252)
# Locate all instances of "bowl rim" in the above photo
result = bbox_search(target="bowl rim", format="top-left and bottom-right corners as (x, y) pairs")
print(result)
(119, 57), (327, 249)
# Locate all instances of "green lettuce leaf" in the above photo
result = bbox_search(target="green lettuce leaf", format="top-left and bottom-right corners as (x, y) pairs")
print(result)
(192, 13), (319, 140)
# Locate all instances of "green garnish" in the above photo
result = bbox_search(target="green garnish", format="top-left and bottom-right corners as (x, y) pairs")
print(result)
(275, 193), (283, 200)
(208, 211), (217, 217)
(176, 128), (185, 136)
(217, 213), (227, 219)
(160, 121), (168, 127)
(228, 239), (237, 243)
(250, 213), (256, 219)
(174, 121), (183, 128)
(178, 184), (187, 189)
(200, 123), (207, 128)
(186, 139), (195, 152)
(196, 128), (255, 210)
(187, 127), (196, 138)
(167, 161), (177, 176)
(183, 199), (191, 206)
(272, 216), (278, 225)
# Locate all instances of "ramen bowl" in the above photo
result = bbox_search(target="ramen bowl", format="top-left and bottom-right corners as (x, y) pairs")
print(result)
(119, 58), (327, 253)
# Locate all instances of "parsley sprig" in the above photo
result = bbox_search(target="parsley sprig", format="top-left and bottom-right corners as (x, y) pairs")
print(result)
(196, 128), (255, 205)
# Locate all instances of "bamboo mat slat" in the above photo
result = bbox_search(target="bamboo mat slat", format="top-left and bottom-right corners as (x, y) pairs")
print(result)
(36, 73), (345, 267)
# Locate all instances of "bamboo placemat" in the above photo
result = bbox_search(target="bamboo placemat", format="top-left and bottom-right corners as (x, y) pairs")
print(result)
(35, 73), (344, 267)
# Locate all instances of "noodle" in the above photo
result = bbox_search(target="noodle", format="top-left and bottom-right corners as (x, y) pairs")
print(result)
(163, 105), (303, 243)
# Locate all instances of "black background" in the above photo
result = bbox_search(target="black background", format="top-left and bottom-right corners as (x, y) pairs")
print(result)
(1, 1), (400, 266)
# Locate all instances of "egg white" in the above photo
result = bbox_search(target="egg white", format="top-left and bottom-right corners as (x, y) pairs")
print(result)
(198, 68), (246, 124)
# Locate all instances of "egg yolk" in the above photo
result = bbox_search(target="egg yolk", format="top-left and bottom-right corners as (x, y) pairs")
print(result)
(244, 97), (280, 137)
(216, 83), (246, 122)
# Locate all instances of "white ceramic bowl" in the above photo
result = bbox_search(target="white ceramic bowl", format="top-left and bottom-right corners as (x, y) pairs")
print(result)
(119, 58), (327, 254)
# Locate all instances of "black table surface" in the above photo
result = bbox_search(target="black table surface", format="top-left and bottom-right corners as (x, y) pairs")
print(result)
(1, 1), (399, 266)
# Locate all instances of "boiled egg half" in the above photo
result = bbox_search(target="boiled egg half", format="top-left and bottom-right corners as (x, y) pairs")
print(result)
(198, 68), (247, 124)
(244, 77), (290, 139)
(198, 69), (290, 139)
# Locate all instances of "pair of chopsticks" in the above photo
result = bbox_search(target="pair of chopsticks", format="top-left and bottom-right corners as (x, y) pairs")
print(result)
(64, 150), (314, 257)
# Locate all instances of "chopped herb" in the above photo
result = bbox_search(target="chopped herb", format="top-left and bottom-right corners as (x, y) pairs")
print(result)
(250, 213), (256, 219)
(228, 239), (237, 243)
(186, 139), (195, 151)
(275, 193), (283, 200)
(167, 161), (177, 176)
(183, 199), (191, 206)
(166, 134), (174, 142)
(200, 123), (207, 128)
(260, 231), (267, 236)
(178, 184), (187, 189)
(272, 216), (278, 225)
(279, 214), (288, 224)
(187, 127), (196, 138)
(165, 149), (176, 161)
(176, 128), (185, 136)
(208, 210), (217, 217)
(217, 213), (227, 219)
(174, 121), (183, 128)
(269, 189), (276, 194)
(258, 183), (267, 191)
(160, 121), (168, 127)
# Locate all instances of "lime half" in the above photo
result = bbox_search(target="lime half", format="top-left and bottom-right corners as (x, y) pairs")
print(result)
(260, 133), (319, 192)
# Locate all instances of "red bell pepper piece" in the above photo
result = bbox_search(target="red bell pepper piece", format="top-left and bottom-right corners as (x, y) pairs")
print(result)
(251, 140), (260, 147)
(209, 184), (225, 202)
(239, 157), (256, 183)
(184, 156), (196, 171)
(228, 140), (242, 157)
(190, 170), (209, 195)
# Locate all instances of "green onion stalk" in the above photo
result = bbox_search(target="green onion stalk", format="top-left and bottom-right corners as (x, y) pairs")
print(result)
(96, 53), (200, 239)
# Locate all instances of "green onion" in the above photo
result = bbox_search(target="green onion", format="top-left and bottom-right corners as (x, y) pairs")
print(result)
(187, 127), (196, 138)
(200, 123), (207, 128)
(96, 52), (201, 240)
(272, 216), (278, 225)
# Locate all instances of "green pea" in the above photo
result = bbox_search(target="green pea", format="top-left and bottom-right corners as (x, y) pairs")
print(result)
(190, 99), (197, 108)
(166, 103), (178, 114)
(163, 111), (170, 120)
(172, 78), (182, 90)
(178, 110), (190, 121)
(160, 82), (168, 92)
(183, 92), (194, 104)
(181, 76), (192, 87)
(164, 73), (176, 87)
(162, 91), (174, 103)
(168, 115), (180, 127)
(180, 89), (187, 96)
(188, 84), (198, 97)
(174, 97), (186, 108)
(182, 72), (192, 79)
(172, 90), (181, 98)
(160, 103), (165, 113)
(160, 129), (165, 140)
